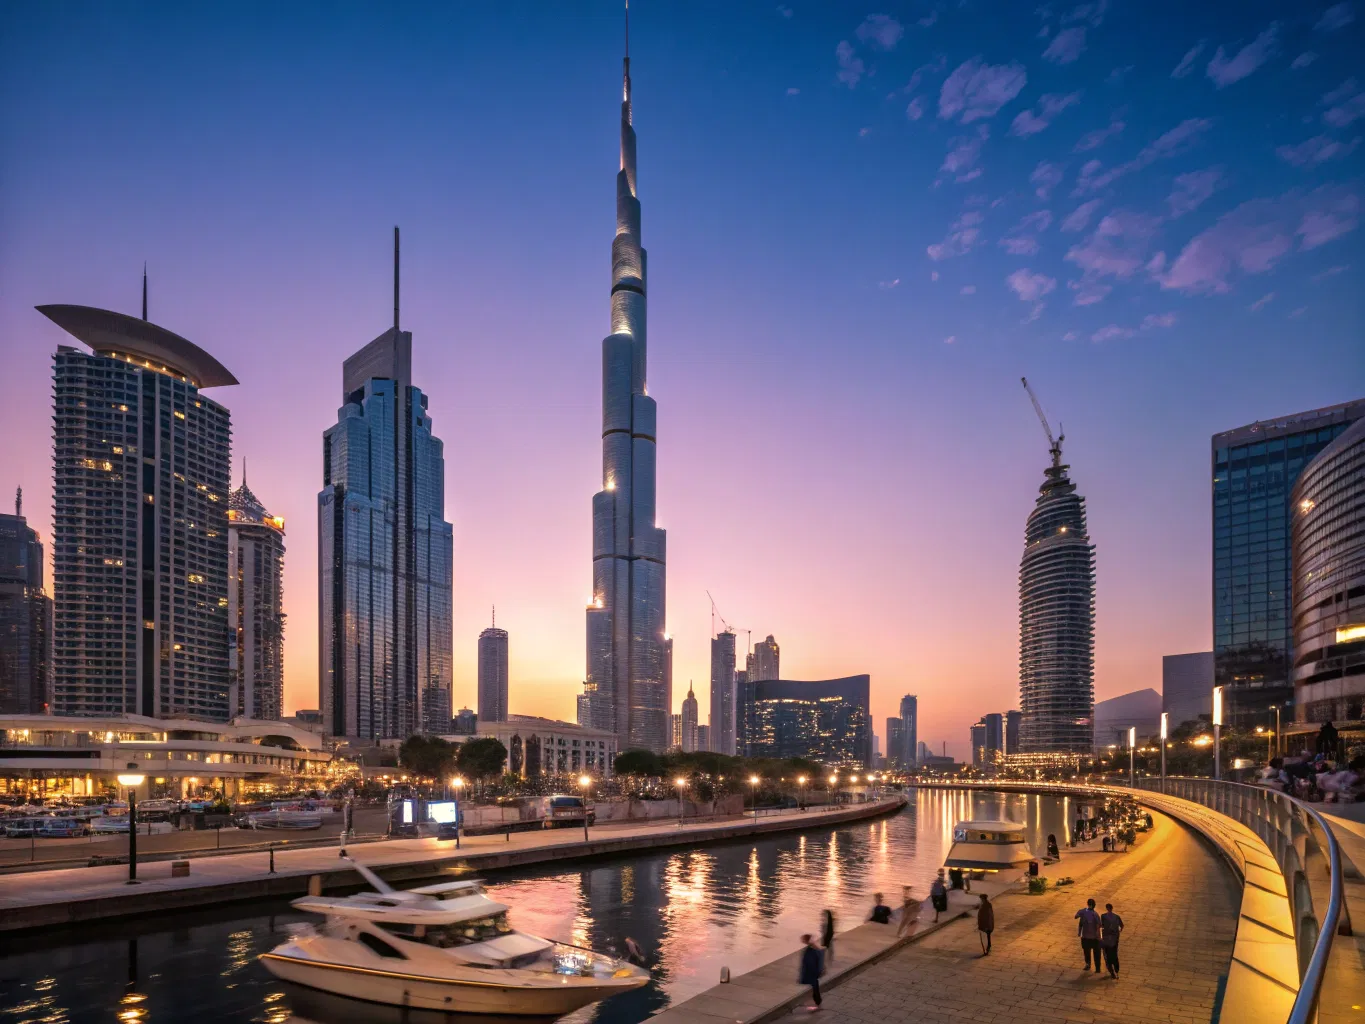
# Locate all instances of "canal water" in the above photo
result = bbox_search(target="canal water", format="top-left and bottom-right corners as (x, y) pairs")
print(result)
(0, 789), (1079, 1024)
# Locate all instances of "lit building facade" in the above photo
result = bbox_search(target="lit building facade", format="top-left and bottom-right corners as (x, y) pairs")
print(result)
(970, 721), (987, 767)
(1005, 710), (1021, 755)
(478, 620), (509, 724)
(1290, 418), (1365, 738)
(1213, 400), (1364, 727)
(41, 303), (235, 721)
(0, 495), (52, 715)
(1162, 651), (1214, 729)
(886, 717), (905, 768)
(580, 36), (669, 755)
(227, 479), (285, 721)
(318, 254), (454, 742)
(983, 712), (1003, 764)
(751, 635), (780, 681)
(745, 676), (872, 767)
(709, 630), (737, 754)
(680, 683), (698, 752)
(458, 715), (618, 779)
(899, 694), (918, 766)
(1018, 438), (1095, 753)
(696, 724), (710, 752)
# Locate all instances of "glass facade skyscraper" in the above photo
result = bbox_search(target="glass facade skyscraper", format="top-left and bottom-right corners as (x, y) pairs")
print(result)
(899, 694), (918, 766)
(318, 269), (453, 742)
(478, 619), (509, 724)
(227, 479), (285, 720)
(745, 676), (872, 767)
(0, 494), (52, 714)
(41, 303), (235, 721)
(709, 630), (737, 755)
(580, 29), (669, 754)
(1212, 399), (1364, 727)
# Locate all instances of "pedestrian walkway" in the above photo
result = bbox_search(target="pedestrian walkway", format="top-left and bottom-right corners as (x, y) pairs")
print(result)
(1320, 812), (1365, 1024)
(759, 811), (1239, 1024)
(0, 796), (905, 933)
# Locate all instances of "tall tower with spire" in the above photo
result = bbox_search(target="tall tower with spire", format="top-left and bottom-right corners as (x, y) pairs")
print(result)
(581, 6), (669, 753)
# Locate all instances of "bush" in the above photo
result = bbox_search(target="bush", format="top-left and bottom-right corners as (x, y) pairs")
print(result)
(1028, 876), (1049, 895)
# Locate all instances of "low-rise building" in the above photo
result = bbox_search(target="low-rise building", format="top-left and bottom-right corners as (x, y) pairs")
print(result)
(444, 714), (619, 778)
(0, 714), (331, 800)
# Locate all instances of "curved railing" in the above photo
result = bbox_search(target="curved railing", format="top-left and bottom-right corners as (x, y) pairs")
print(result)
(1130, 778), (1344, 1024)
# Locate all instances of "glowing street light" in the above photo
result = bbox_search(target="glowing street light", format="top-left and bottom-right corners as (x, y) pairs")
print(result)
(748, 775), (760, 819)
(1159, 712), (1168, 784)
(1212, 685), (1224, 780)
(116, 764), (146, 884)
(797, 775), (807, 810)
(674, 777), (688, 828)
(451, 777), (466, 848)
(578, 775), (592, 841)
(1127, 726), (1136, 788)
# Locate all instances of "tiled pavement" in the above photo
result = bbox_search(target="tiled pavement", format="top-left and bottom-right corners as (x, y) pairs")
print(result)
(766, 811), (1240, 1024)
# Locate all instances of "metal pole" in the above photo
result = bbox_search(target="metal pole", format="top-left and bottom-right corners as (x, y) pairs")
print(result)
(127, 791), (138, 884)
(1214, 724), (1221, 780)
(1274, 706), (1281, 758)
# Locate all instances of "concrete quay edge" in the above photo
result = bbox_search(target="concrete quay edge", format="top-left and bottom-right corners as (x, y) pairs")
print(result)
(0, 795), (907, 936)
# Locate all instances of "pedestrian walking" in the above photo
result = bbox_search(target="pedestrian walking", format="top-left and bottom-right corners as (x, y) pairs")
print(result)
(799, 933), (824, 1011)
(896, 885), (920, 936)
(976, 894), (994, 956)
(868, 892), (892, 924)
(1075, 898), (1102, 974)
(1047, 833), (1060, 859)
(1100, 903), (1124, 978)
(820, 909), (835, 964)
(929, 870), (949, 923)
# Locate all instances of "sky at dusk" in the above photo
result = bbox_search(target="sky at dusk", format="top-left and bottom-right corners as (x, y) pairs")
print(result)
(1, 1), (1362, 760)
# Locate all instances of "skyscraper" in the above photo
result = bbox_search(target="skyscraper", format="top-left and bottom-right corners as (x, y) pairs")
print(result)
(746, 676), (872, 767)
(1005, 709), (1022, 755)
(983, 712), (1003, 764)
(0, 490), (52, 714)
(478, 614), (510, 724)
(227, 476), (285, 720)
(670, 713), (682, 749)
(681, 683), (698, 752)
(696, 724), (710, 753)
(752, 635), (780, 680)
(735, 667), (752, 755)
(41, 297), (235, 720)
(899, 694), (918, 766)
(886, 718), (904, 768)
(1162, 652), (1214, 729)
(581, 18), (669, 754)
(318, 230), (454, 741)
(1213, 400), (1364, 726)
(970, 721), (987, 767)
(710, 630), (737, 754)
(1018, 427), (1095, 753)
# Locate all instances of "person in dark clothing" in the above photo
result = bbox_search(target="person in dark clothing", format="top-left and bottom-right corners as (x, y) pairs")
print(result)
(1047, 833), (1060, 859)
(1075, 898), (1102, 973)
(1317, 721), (1340, 759)
(820, 909), (835, 965)
(930, 870), (949, 922)
(977, 894), (995, 956)
(799, 934), (823, 1010)
(1100, 903), (1124, 978)
(869, 893), (892, 924)
(948, 867), (964, 890)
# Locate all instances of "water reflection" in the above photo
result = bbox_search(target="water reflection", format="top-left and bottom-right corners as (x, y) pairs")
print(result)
(0, 791), (1069, 1024)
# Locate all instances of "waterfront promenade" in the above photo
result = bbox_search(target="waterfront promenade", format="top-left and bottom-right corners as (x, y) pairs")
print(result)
(0, 795), (905, 934)
(655, 810), (1240, 1024)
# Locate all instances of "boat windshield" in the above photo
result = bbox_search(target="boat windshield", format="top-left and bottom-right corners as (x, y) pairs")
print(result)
(380, 912), (513, 948)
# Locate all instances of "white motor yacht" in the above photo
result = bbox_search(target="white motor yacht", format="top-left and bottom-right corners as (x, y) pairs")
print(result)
(943, 820), (1038, 873)
(260, 857), (649, 1015)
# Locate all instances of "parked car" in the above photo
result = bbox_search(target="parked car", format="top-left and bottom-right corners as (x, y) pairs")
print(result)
(539, 795), (595, 828)
(38, 817), (89, 838)
(3, 818), (43, 839)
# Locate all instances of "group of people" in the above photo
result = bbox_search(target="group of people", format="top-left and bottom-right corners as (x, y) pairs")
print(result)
(1074, 898), (1124, 979)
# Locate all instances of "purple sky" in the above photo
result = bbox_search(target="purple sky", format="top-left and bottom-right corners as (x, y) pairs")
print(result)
(1, 1), (1362, 759)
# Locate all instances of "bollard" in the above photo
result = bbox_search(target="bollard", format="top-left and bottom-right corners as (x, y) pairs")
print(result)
(506, 826), (511, 843)
(269, 844), (276, 874)
(720, 967), (731, 983)
(308, 874), (322, 896)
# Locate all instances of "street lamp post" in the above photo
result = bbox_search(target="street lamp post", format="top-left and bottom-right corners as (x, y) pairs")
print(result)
(578, 775), (592, 842)
(116, 764), (145, 885)
(674, 777), (687, 828)
(748, 775), (760, 819)
(1273, 704), (1282, 759)
(452, 777), (465, 849)
(827, 773), (837, 808)
(1127, 727), (1136, 788)
(1159, 713), (1168, 787)
(1213, 691), (1229, 780)
(797, 775), (807, 810)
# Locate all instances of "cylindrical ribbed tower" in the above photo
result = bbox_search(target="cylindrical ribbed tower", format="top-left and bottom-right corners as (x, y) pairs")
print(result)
(1019, 451), (1095, 753)
(582, 31), (669, 755)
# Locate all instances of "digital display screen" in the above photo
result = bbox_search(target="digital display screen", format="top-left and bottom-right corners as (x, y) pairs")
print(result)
(426, 800), (457, 824)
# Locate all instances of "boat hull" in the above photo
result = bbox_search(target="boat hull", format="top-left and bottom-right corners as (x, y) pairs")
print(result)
(261, 953), (645, 1016)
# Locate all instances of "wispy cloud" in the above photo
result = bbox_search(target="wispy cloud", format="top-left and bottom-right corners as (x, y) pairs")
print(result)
(1043, 27), (1087, 65)
(1031, 160), (1065, 199)
(943, 335), (957, 344)
(1091, 312), (1176, 342)
(1007, 268), (1057, 302)
(1316, 3), (1355, 31)
(1091, 324), (1133, 342)
(1074, 116), (1125, 151)
(1168, 168), (1224, 218)
(1172, 43), (1205, 79)
(1322, 79), (1365, 127)
(1061, 199), (1103, 232)
(906, 96), (925, 120)
(836, 41), (865, 88)
(1010, 92), (1083, 138)
(1074, 118), (1213, 194)
(1206, 23), (1279, 89)
(1142, 312), (1177, 329)
(1066, 209), (1161, 302)
(786, 87), (800, 96)
(1277, 135), (1361, 166)
(939, 58), (1028, 123)
(960, 285), (977, 294)
(1292, 52), (1318, 69)
(939, 128), (989, 183)
(1250, 292), (1276, 311)
(926, 210), (984, 260)
(1313, 264), (1350, 281)
(856, 14), (905, 51)
(1000, 211), (1053, 254)
(878, 278), (902, 289)
(777, 4), (793, 18)
(1158, 185), (1360, 294)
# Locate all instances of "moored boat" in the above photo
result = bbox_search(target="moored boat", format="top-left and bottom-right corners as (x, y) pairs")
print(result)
(944, 819), (1038, 873)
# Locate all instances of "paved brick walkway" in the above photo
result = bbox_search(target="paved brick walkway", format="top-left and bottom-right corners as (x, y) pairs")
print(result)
(769, 811), (1239, 1024)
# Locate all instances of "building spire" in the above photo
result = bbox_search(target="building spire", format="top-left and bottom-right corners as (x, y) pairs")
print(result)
(393, 226), (400, 331)
(242, 456), (247, 487)
(491, 604), (495, 628)
(141, 263), (148, 320)
(15, 486), (20, 518)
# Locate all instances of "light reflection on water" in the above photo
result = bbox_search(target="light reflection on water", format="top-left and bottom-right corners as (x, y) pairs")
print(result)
(0, 791), (1073, 1024)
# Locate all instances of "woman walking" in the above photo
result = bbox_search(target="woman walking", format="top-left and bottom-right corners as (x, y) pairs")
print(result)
(976, 894), (994, 956)
(929, 870), (950, 923)
(820, 909), (835, 965)
(896, 885), (920, 936)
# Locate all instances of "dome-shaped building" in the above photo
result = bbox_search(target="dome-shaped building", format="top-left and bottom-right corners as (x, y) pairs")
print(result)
(1019, 443), (1096, 753)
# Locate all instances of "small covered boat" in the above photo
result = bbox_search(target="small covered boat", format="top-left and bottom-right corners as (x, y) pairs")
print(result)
(944, 820), (1038, 873)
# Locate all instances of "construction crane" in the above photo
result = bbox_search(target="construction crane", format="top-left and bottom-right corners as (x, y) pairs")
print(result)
(1021, 377), (1064, 468)
(706, 591), (746, 643)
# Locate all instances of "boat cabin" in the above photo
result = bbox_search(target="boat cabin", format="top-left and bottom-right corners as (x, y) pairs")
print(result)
(943, 819), (1037, 872)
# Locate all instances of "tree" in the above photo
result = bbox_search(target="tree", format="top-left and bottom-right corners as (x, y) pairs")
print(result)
(457, 737), (508, 780)
(399, 735), (457, 780)
(614, 749), (667, 778)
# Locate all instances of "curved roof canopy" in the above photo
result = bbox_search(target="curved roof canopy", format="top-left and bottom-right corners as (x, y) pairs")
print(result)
(37, 304), (238, 388)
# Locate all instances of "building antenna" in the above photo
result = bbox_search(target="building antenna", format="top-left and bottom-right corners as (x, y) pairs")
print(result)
(15, 486), (21, 518)
(393, 226), (400, 331)
(242, 457), (247, 487)
(625, 0), (629, 59)
(491, 604), (496, 628)
(142, 263), (148, 321)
